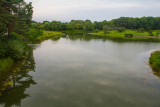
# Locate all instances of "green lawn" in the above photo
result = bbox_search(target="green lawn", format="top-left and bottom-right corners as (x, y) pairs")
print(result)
(149, 51), (160, 72)
(36, 31), (64, 41)
(89, 30), (160, 42)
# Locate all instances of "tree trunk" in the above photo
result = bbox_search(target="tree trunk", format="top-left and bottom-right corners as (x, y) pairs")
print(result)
(7, 25), (12, 38)
(8, 29), (10, 38)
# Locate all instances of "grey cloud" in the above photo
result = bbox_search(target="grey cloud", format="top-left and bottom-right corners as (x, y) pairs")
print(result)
(25, 0), (160, 22)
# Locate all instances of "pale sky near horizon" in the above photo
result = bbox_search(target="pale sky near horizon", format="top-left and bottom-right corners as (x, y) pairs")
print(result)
(25, 0), (160, 22)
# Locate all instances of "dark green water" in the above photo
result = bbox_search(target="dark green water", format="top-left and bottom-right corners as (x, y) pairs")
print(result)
(1, 34), (160, 107)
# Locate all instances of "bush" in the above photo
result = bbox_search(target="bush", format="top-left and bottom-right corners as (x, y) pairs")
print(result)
(27, 28), (43, 41)
(10, 32), (24, 41)
(149, 51), (160, 72)
(0, 40), (8, 57)
(125, 34), (133, 38)
(0, 57), (14, 72)
(103, 26), (110, 34)
(0, 23), (6, 35)
(138, 28), (145, 33)
(7, 40), (27, 60)
(0, 32), (28, 60)
(117, 27), (125, 32)
(148, 30), (154, 36)
(156, 31), (160, 36)
(94, 29), (99, 33)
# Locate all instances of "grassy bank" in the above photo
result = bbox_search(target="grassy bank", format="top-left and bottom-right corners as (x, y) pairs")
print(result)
(36, 31), (64, 41)
(0, 47), (34, 95)
(27, 29), (64, 43)
(149, 51), (160, 73)
(0, 58), (14, 72)
(0, 60), (22, 95)
(0, 30), (63, 72)
(89, 30), (160, 42)
(0, 32), (29, 73)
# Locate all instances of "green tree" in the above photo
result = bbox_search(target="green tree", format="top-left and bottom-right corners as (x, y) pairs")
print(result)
(84, 20), (94, 31)
(103, 26), (109, 34)
(0, 0), (33, 36)
(156, 31), (160, 36)
(50, 21), (62, 31)
(117, 27), (125, 32)
(43, 21), (51, 30)
(14, 2), (33, 34)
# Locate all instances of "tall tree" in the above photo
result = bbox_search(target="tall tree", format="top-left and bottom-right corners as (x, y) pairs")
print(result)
(0, 0), (33, 36)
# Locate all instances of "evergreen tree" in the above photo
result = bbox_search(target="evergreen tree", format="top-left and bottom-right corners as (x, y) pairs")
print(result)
(0, 0), (33, 36)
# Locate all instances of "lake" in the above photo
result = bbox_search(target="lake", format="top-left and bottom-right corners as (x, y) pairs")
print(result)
(0, 34), (160, 107)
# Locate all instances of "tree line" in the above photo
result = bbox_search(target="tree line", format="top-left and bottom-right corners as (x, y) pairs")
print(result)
(31, 17), (160, 31)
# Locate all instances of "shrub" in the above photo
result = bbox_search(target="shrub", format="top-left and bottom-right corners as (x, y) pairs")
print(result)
(0, 23), (7, 36)
(156, 31), (160, 36)
(10, 32), (24, 41)
(0, 32), (28, 60)
(0, 57), (14, 72)
(103, 26), (110, 34)
(0, 40), (8, 58)
(138, 28), (145, 33)
(149, 51), (160, 72)
(7, 40), (27, 60)
(125, 34), (133, 38)
(148, 30), (154, 36)
(27, 28), (43, 41)
(94, 29), (99, 33)
(117, 27), (125, 32)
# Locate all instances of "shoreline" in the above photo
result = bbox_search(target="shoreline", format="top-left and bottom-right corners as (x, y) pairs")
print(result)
(149, 50), (160, 73)
(89, 30), (160, 42)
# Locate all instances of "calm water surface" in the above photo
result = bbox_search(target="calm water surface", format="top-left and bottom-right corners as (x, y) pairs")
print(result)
(0, 34), (160, 107)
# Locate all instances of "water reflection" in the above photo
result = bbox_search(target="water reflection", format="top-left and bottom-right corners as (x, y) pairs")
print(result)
(66, 33), (108, 42)
(152, 70), (160, 79)
(0, 48), (36, 107)
(0, 33), (160, 107)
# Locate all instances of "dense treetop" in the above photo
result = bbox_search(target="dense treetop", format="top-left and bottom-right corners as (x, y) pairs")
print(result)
(0, 0), (33, 36)
(31, 17), (160, 31)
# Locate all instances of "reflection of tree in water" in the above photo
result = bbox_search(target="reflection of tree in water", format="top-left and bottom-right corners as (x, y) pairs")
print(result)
(0, 48), (37, 107)
(66, 33), (108, 42)
(66, 33), (132, 43)
(152, 70), (160, 79)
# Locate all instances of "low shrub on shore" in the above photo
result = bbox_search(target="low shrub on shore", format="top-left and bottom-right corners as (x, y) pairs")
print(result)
(0, 33), (28, 61)
(0, 58), (14, 72)
(149, 51), (160, 72)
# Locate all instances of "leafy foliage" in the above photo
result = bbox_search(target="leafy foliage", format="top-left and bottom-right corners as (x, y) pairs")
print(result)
(0, 33), (28, 60)
(89, 30), (160, 42)
(0, 58), (14, 72)
(27, 28), (43, 42)
(125, 34), (133, 38)
(103, 26), (110, 34)
(113, 17), (160, 30)
(7, 40), (27, 60)
(147, 30), (154, 36)
(31, 17), (160, 34)
(117, 27), (125, 32)
(156, 31), (160, 36)
(36, 31), (63, 41)
(0, 0), (33, 36)
(149, 51), (160, 72)
(138, 28), (145, 33)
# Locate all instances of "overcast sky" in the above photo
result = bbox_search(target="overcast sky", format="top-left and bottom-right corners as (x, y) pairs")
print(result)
(25, 0), (160, 22)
